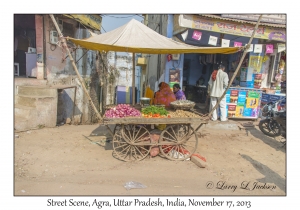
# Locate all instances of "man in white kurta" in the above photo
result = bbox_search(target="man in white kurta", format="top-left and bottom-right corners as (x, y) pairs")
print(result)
(208, 65), (229, 121)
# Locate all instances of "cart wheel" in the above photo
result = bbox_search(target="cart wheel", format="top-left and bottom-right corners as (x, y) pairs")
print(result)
(159, 124), (198, 161)
(113, 125), (150, 162)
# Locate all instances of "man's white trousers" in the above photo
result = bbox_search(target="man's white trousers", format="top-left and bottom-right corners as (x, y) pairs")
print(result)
(210, 96), (227, 121)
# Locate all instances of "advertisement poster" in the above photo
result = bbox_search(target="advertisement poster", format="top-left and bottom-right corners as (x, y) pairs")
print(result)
(254, 44), (263, 53)
(251, 108), (259, 117)
(227, 89), (261, 118)
(192, 30), (202, 40)
(249, 56), (263, 73)
(234, 42), (242, 47)
(254, 74), (262, 89)
(208, 35), (218, 46)
(230, 90), (239, 104)
(169, 69), (180, 88)
(237, 91), (247, 105)
(235, 106), (244, 117)
(246, 91), (259, 109)
(222, 39), (230, 47)
(169, 82), (177, 89)
(169, 69), (180, 82)
(266, 44), (274, 54)
(248, 91), (260, 98)
(228, 105), (237, 118)
(246, 98), (259, 108)
(243, 108), (252, 117)
(226, 90), (231, 103)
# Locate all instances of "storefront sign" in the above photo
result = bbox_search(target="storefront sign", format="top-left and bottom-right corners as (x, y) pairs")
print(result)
(221, 39), (230, 47)
(208, 35), (218, 46)
(266, 44), (274, 54)
(221, 14), (286, 24)
(178, 14), (286, 42)
(254, 44), (263, 53)
(192, 30), (202, 40)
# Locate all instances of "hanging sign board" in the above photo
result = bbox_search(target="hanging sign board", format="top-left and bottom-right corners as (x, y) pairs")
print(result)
(234, 42), (242, 47)
(254, 44), (263, 53)
(265, 44), (274, 54)
(245, 44), (253, 52)
(208, 35), (218, 46)
(192, 30), (202, 40)
(221, 39), (230, 47)
(277, 43), (286, 52)
(181, 30), (188, 41)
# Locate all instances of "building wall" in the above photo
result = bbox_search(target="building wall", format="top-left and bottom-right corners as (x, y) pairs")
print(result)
(43, 15), (101, 124)
(106, 51), (141, 104)
(144, 15), (168, 91)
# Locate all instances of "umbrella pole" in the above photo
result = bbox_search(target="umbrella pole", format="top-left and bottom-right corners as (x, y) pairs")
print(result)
(49, 14), (103, 122)
(132, 53), (136, 105)
(207, 15), (263, 119)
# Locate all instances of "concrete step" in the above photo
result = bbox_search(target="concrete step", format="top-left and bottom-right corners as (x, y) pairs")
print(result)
(16, 94), (56, 107)
(18, 86), (57, 97)
(14, 104), (36, 119)
(14, 115), (31, 131)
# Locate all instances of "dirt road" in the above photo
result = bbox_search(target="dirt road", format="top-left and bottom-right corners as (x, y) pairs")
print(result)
(14, 122), (286, 196)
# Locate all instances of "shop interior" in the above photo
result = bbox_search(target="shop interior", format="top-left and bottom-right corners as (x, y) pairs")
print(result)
(14, 14), (36, 77)
(177, 29), (285, 109)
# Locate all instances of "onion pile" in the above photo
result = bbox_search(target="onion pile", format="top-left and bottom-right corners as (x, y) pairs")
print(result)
(104, 104), (141, 118)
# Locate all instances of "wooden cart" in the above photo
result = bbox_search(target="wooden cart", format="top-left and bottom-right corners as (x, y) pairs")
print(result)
(102, 116), (208, 162)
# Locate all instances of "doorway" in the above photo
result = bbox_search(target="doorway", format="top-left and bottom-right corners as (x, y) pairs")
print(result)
(14, 14), (36, 77)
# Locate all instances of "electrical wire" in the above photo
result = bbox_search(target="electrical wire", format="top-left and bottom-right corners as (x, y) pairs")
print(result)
(135, 14), (144, 18)
(101, 26), (106, 33)
(50, 44), (57, 51)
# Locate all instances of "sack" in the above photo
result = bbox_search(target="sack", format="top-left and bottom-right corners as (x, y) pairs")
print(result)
(155, 124), (166, 131)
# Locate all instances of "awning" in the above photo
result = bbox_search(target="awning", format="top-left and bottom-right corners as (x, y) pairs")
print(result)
(64, 14), (102, 31)
(67, 19), (240, 54)
(179, 14), (286, 42)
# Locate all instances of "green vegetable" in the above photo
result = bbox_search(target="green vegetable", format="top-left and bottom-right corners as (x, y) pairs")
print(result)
(141, 105), (168, 116)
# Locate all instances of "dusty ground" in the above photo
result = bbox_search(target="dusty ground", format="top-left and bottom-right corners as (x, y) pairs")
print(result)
(14, 121), (286, 196)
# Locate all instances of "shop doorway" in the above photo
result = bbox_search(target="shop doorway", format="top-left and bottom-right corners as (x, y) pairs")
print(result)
(14, 14), (36, 77)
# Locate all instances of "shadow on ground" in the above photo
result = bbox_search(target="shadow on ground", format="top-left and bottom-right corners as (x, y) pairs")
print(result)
(90, 124), (116, 137)
(246, 126), (286, 153)
(240, 154), (286, 193)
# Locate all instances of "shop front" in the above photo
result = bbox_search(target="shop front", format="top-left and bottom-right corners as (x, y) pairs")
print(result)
(167, 14), (286, 119)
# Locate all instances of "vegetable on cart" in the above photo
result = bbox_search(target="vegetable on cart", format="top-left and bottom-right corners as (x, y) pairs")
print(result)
(103, 107), (208, 162)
